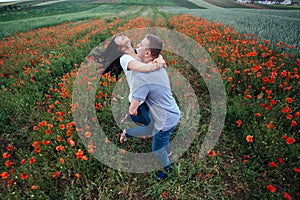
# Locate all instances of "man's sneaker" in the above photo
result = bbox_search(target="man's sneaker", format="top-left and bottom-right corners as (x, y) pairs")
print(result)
(157, 166), (172, 181)
(157, 171), (168, 181)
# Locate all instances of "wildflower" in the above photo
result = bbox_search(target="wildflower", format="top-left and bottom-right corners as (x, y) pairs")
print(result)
(30, 157), (36, 165)
(281, 106), (291, 113)
(283, 192), (292, 200)
(291, 120), (297, 127)
(254, 113), (261, 117)
(2, 152), (10, 159)
(20, 159), (27, 165)
(294, 168), (300, 173)
(278, 158), (283, 164)
(267, 122), (275, 130)
(42, 140), (51, 145)
(56, 145), (65, 151)
(269, 162), (277, 167)
(7, 145), (13, 151)
(7, 179), (13, 187)
(52, 171), (61, 178)
(5, 160), (13, 167)
(236, 119), (242, 128)
(39, 121), (47, 127)
(76, 149), (83, 159)
(120, 149), (126, 155)
(286, 137), (295, 145)
(31, 185), (38, 190)
(57, 135), (62, 141)
(21, 173), (28, 180)
(267, 184), (276, 193)
(246, 51), (257, 57)
(162, 192), (167, 199)
(1, 172), (9, 180)
(34, 146), (41, 153)
(60, 124), (65, 130)
(285, 98), (293, 103)
(208, 150), (216, 157)
(246, 135), (253, 143)
(67, 138), (75, 146)
(85, 131), (91, 138)
(45, 129), (51, 134)
(75, 173), (80, 178)
(59, 158), (65, 164)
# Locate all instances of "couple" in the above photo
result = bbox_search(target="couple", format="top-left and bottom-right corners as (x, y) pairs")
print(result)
(96, 33), (181, 180)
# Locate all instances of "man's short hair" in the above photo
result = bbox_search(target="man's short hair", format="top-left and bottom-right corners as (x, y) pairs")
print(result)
(146, 34), (162, 59)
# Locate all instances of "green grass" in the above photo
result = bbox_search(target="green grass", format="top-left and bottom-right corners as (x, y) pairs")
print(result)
(0, 4), (144, 39)
(121, 0), (204, 8)
(0, 0), (97, 22)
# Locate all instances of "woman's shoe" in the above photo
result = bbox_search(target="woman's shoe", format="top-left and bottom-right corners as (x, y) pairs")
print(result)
(120, 129), (127, 143)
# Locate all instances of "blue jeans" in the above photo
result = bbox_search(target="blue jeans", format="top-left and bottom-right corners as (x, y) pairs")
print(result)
(126, 102), (153, 138)
(125, 103), (174, 168)
(152, 126), (176, 168)
(129, 102), (151, 126)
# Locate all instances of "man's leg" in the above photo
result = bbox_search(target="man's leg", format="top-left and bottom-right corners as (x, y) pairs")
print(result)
(152, 126), (176, 179)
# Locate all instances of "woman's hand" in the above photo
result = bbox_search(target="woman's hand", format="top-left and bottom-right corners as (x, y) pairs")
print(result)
(153, 55), (166, 69)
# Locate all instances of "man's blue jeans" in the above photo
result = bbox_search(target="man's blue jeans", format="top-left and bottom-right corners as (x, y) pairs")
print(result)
(125, 103), (174, 168)
(152, 126), (176, 168)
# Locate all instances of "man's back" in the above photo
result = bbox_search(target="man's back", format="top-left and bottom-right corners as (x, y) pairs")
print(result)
(132, 68), (180, 131)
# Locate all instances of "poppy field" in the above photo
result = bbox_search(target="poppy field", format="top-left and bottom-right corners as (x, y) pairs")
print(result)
(0, 1), (299, 199)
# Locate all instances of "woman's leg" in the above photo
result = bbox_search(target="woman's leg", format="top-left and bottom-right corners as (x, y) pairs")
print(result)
(129, 102), (151, 125)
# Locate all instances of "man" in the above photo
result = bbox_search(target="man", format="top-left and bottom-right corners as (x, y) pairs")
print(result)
(121, 34), (181, 180)
(116, 34), (165, 128)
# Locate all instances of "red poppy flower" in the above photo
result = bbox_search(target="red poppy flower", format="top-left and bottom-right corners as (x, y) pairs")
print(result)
(267, 185), (276, 193)
(246, 135), (253, 143)
(21, 173), (28, 180)
(269, 162), (277, 167)
(286, 137), (295, 145)
(294, 168), (300, 173)
(236, 120), (242, 128)
(283, 192), (292, 200)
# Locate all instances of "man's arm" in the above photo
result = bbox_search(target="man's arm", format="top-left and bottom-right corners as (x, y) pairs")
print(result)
(128, 99), (140, 116)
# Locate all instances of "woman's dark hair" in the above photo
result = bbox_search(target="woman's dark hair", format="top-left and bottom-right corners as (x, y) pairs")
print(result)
(93, 36), (123, 79)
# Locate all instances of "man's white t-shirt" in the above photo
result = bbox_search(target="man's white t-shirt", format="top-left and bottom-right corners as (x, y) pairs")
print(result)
(120, 54), (140, 103)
